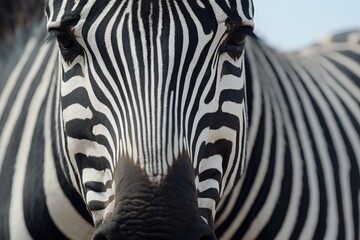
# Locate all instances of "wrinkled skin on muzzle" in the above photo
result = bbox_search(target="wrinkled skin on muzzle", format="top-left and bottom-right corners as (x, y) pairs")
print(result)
(45, 0), (254, 239)
(93, 155), (216, 240)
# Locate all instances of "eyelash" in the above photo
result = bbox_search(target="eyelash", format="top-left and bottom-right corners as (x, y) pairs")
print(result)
(45, 28), (83, 64)
(222, 26), (257, 59)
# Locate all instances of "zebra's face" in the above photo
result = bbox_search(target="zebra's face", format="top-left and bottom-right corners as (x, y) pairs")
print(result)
(46, 0), (254, 238)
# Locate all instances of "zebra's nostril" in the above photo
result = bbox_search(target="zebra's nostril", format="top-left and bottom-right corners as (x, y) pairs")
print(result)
(190, 219), (217, 240)
(199, 237), (215, 240)
(199, 234), (217, 240)
(92, 232), (108, 240)
(196, 227), (217, 240)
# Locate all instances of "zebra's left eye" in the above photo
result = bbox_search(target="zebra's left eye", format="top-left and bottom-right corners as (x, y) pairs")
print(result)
(48, 28), (83, 64)
(222, 26), (254, 59)
(227, 28), (248, 47)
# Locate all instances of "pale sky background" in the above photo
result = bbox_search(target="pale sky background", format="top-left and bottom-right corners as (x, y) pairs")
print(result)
(253, 0), (360, 51)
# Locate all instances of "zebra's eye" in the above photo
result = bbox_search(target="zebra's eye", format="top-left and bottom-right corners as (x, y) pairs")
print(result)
(227, 28), (247, 46)
(48, 28), (83, 64)
(222, 26), (254, 59)
(56, 30), (76, 49)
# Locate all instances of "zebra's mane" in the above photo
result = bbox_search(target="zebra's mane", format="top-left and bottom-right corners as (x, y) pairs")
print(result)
(0, 0), (44, 42)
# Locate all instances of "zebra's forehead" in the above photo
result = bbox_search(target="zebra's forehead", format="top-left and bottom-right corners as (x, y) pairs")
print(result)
(45, 0), (254, 26)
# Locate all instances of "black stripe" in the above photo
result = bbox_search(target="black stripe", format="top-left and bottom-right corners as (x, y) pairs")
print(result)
(88, 195), (115, 212)
(75, 154), (113, 172)
(85, 180), (113, 193)
(221, 60), (243, 77)
(241, 0), (252, 20)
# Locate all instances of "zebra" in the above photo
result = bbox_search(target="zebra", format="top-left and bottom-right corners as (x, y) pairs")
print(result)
(1, 0), (253, 239)
(0, 1), (359, 240)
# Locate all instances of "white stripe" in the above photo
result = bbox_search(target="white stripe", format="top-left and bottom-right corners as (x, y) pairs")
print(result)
(86, 189), (114, 203)
(220, 74), (244, 90)
(47, 0), (54, 22)
(60, 74), (87, 96)
(199, 155), (223, 175)
(172, 0), (190, 158)
(56, 0), (67, 22)
(72, 0), (81, 11)
(67, 138), (113, 166)
(162, 1), (176, 171)
(93, 124), (116, 160)
(197, 178), (220, 193)
(198, 197), (217, 220)
(147, 1), (157, 177)
(63, 104), (93, 122)
(82, 168), (112, 185)
(57, 69), (81, 194)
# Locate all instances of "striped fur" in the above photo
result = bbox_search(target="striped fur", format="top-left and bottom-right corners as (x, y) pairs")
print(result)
(0, 1), (359, 239)
(44, 0), (254, 229)
(215, 30), (360, 239)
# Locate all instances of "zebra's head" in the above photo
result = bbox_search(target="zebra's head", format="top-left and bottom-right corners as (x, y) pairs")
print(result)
(45, 0), (254, 238)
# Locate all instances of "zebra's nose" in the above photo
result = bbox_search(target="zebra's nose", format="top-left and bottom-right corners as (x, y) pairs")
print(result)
(91, 218), (217, 240)
(193, 223), (217, 240)
(91, 156), (217, 240)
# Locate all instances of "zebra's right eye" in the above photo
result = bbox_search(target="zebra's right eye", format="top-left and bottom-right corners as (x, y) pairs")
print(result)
(56, 30), (76, 49)
(48, 28), (83, 64)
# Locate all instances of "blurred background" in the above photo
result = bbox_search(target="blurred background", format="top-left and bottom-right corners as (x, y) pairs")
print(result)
(253, 0), (360, 51)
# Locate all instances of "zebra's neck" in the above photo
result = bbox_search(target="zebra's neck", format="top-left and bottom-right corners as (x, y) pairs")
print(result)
(215, 35), (360, 239)
(0, 19), (94, 239)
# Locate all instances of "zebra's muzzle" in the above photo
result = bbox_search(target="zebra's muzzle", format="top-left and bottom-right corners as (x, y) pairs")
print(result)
(91, 155), (217, 240)
(92, 216), (216, 240)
